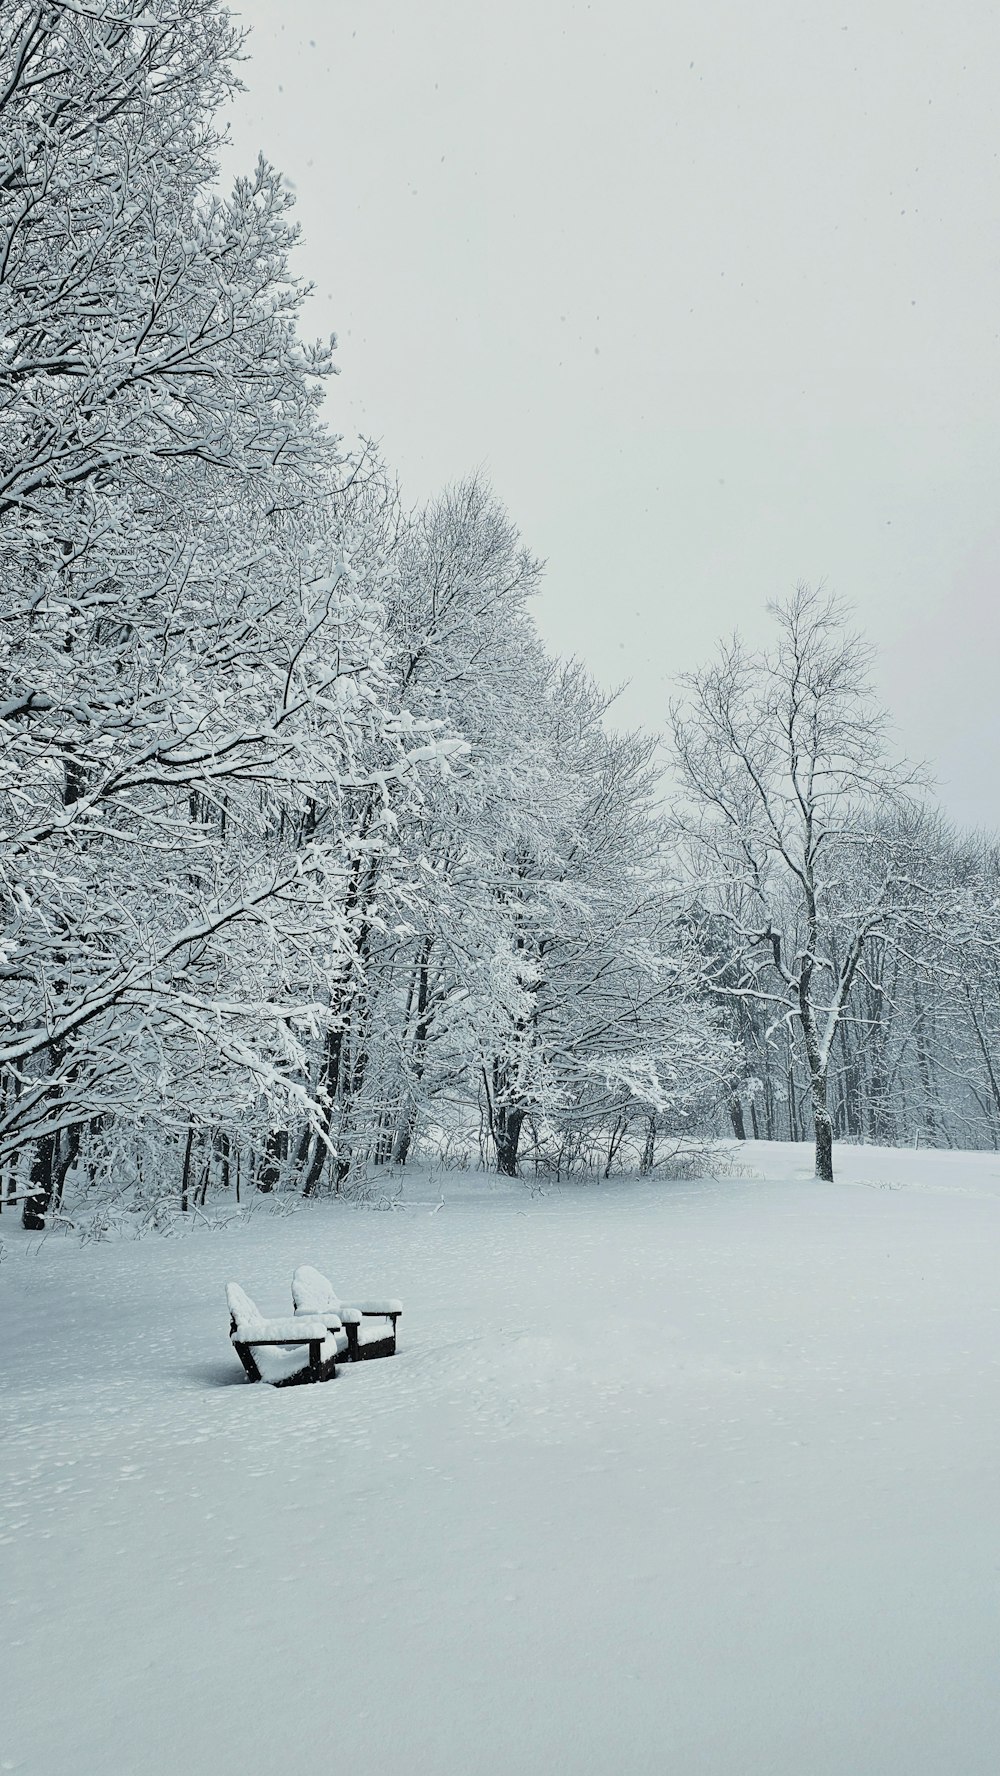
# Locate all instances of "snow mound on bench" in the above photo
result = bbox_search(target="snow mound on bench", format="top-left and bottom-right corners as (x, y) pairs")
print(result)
(292, 1266), (401, 1321)
(291, 1264), (339, 1314)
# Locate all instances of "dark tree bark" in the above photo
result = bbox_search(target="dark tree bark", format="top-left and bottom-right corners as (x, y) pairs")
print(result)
(727, 1095), (747, 1141)
(389, 937), (435, 1166)
(22, 1133), (56, 1231)
(494, 1105), (526, 1177)
(256, 1128), (286, 1194)
(812, 1088), (835, 1182)
(53, 1122), (83, 1212)
(179, 1127), (195, 1214)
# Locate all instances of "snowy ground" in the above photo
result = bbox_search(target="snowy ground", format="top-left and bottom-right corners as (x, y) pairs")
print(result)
(3, 1141), (1000, 1775)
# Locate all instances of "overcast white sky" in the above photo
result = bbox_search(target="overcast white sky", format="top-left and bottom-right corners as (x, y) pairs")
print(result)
(225, 0), (1000, 828)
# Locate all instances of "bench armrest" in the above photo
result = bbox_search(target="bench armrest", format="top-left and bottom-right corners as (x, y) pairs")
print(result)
(231, 1314), (326, 1343)
(293, 1307), (343, 1332)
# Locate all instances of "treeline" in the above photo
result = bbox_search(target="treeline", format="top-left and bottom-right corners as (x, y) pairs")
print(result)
(3, 5), (998, 1228)
(0, 1), (726, 1226)
(717, 820), (1000, 1155)
(669, 592), (1000, 1177)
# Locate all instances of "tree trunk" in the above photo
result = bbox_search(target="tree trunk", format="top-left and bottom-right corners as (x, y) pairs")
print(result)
(391, 1107), (417, 1167)
(811, 1072), (834, 1181)
(302, 1132), (328, 1198)
(53, 1122), (83, 1212)
(256, 1127), (285, 1194)
(303, 1020), (345, 1196)
(913, 984), (939, 1145)
(798, 926), (835, 1179)
(494, 1106), (525, 1177)
(786, 1059), (799, 1141)
(603, 1113), (629, 1178)
(0, 1070), (20, 1209)
(180, 1127), (195, 1214)
(389, 939), (435, 1167)
(22, 1132), (56, 1230)
(837, 1023), (864, 1139)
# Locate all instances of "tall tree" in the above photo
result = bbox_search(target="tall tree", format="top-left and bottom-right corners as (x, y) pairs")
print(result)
(0, 3), (457, 1220)
(669, 586), (923, 1181)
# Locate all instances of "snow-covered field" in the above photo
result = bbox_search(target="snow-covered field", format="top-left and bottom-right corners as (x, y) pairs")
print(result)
(3, 1141), (1000, 1775)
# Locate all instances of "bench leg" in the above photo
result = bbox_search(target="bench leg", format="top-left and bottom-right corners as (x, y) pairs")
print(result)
(233, 1340), (261, 1383)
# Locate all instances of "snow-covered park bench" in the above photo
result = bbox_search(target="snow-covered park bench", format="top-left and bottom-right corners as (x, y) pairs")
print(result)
(292, 1265), (402, 1361)
(226, 1282), (349, 1386)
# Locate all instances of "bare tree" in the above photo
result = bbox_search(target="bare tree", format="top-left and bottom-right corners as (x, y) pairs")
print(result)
(669, 586), (925, 1181)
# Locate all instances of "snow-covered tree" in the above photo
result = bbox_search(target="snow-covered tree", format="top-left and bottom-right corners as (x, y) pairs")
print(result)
(668, 586), (925, 1181)
(0, 4), (459, 1222)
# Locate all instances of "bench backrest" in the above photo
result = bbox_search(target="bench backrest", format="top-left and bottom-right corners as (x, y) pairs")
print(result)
(226, 1281), (266, 1338)
(291, 1264), (340, 1315)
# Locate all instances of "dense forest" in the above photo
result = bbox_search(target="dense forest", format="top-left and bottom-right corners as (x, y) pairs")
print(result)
(2, 1), (998, 1230)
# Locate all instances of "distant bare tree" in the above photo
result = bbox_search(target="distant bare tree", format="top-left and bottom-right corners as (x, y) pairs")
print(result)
(669, 586), (925, 1181)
